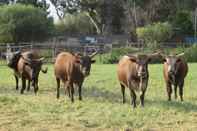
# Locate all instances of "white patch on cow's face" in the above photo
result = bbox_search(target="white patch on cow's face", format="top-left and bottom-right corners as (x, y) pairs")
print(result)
(136, 60), (148, 78)
(166, 58), (177, 74)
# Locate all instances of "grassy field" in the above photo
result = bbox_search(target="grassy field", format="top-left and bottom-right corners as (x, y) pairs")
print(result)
(0, 63), (197, 130)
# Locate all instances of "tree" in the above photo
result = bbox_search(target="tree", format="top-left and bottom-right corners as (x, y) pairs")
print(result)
(50, 0), (125, 35)
(16, 0), (49, 12)
(0, 0), (49, 12)
(0, 4), (54, 44)
(55, 13), (95, 35)
(172, 10), (194, 36)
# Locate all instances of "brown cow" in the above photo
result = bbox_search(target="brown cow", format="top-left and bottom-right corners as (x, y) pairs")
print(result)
(54, 51), (97, 102)
(117, 53), (159, 108)
(162, 53), (188, 101)
(8, 50), (47, 94)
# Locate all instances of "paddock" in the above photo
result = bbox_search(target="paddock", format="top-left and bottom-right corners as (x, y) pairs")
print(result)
(0, 63), (196, 130)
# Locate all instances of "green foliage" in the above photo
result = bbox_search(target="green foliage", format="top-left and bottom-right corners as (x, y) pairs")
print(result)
(184, 45), (197, 62)
(95, 47), (139, 64)
(172, 10), (194, 36)
(136, 22), (173, 47)
(0, 4), (54, 44)
(96, 45), (197, 64)
(55, 13), (95, 35)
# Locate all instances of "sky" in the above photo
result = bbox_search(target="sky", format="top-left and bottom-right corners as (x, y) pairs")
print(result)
(46, 0), (59, 23)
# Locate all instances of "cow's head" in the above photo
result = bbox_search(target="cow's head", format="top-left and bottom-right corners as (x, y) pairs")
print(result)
(7, 51), (21, 69)
(76, 52), (97, 77)
(126, 53), (160, 78)
(22, 56), (47, 93)
(162, 53), (184, 76)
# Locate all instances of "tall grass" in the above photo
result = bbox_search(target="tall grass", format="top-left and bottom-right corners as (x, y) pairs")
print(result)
(0, 64), (197, 130)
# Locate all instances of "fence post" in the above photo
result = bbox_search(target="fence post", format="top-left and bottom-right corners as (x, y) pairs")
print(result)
(30, 43), (33, 50)
(6, 44), (11, 64)
(52, 38), (56, 63)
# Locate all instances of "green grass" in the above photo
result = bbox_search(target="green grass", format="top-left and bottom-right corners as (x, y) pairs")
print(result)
(0, 64), (197, 130)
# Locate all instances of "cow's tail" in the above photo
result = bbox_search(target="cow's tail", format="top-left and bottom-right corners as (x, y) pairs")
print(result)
(41, 67), (48, 74)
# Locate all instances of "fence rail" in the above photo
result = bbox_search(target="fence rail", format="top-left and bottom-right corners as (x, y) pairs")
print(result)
(0, 41), (192, 66)
(0, 43), (112, 66)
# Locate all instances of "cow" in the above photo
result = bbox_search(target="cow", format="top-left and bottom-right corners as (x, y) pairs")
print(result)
(54, 51), (97, 102)
(117, 53), (159, 108)
(7, 50), (47, 94)
(161, 53), (188, 101)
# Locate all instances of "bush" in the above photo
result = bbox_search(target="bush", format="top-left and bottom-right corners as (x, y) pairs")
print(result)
(95, 47), (139, 64)
(0, 4), (54, 44)
(184, 44), (197, 62)
(136, 22), (173, 48)
(95, 45), (197, 64)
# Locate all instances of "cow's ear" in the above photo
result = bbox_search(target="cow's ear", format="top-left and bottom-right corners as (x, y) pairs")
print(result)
(176, 58), (181, 63)
(147, 58), (152, 63)
(129, 57), (136, 62)
(126, 55), (137, 62)
(75, 59), (81, 64)
(91, 60), (96, 63)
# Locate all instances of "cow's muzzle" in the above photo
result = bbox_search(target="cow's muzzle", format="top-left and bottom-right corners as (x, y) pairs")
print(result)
(138, 72), (147, 78)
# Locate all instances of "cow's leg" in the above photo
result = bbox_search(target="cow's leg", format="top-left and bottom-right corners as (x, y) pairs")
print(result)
(20, 77), (26, 94)
(130, 89), (136, 108)
(64, 81), (71, 98)
(179, 81), (184, 101)
(78, 82), (83, 101)
(70, 83), (74, 102)
(166, 82), (172, 101)
(140, 90), (146, 107)
(14, 75), (19, 90)
(33, 79), (39, 94)
(67, 86), (71, 98)
(56, 77), (60, 99)
(27, 80), (31, 91)
(120, 84), (126, 104)
(174, 84), (177, 99)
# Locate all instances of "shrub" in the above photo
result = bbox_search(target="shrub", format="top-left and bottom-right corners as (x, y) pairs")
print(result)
(95, 47), (139, 64)
(136, 22), (173, 48)
(184, 44), (197, 62)
(0, 4), (54, 44)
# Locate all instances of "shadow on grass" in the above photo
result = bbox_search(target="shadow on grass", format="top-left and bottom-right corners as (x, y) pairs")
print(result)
(81, 86), (122, 103)
(83, 86), (197, 112)
(2, 84), (197, 113)
(146, 99), (197, 112)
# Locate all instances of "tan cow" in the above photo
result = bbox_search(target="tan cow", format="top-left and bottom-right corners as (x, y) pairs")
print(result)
(54, 51), (97, 102)
(117, 53), (159, 108)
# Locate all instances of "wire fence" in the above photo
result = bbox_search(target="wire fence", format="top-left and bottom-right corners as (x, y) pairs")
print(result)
(0, 42), (112, 66)
(0, 41), (190, 66)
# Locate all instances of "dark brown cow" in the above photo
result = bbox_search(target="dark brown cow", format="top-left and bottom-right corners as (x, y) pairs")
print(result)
(117, 53), (159, 108)
(8, 50), (47, 94)
(54, 51), (97, 102)
(162, 53), (188, 101)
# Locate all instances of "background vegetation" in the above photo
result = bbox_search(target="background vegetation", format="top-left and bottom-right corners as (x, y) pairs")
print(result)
(0, 4), (53, 43)
(0, 0), (196, 46)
